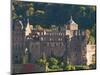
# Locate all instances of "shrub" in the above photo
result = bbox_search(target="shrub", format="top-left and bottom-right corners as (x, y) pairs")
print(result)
(64, 64), (75, 71)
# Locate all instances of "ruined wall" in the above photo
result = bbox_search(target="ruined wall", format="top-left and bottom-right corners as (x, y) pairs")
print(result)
(29, 41), (41, 63)
(86, 45), (96, 65)
(12, 21), (25, 64)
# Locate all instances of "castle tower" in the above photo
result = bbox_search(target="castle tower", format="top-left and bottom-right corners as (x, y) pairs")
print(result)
(25, 19), (32, 36)
(64, 16), (87, 65)
(12, 20), (25, 64)
(66, 16), (78, 30)
(65, 16), (78, 38)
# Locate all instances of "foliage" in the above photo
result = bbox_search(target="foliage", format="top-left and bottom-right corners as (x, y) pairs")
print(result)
(48, 57), (58, 65)
(91, 25), (96, 43)
(87, 25), (96, 44)
(88, 35), (95, 44)
(64, 64), (75, 71)
(89, 64), (96, 69)
(75, 65), (88, 70)
(12, 1), (96, 29)
(91, 25), (96, 37)
(48, 57), (60, 70)
(36, 56), (94, 72)
(36, 58), (45, 66)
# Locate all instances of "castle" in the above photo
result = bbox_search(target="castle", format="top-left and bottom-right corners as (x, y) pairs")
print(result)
(12, 16), (96, 67)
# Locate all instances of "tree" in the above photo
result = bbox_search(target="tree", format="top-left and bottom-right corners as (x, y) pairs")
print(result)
(91, 24), (96, 43)
(49, 57), (58, 65)
(88, 35), (95, 44)
(27, 7), (34, 16)
(48, 57), (59, 69)
(12, 1), (96, 30)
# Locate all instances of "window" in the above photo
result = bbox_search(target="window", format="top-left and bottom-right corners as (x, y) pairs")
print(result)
(47, 42), (49, 46)
(60, 43), (63, 46)
(58, 38), (60, 41)
(54, 33), (56, 35)
(15, 56), (18, 63)
(76, 53), (78, 57)
(58, 38), (62, 41)
(43, 37), (45, 40)
(50, 33), (51, 36)
(60, 33), (62, 36)
(50, 38), (52, 41)
(33, 35), (35, 38)
(41, 32), (43, 35)
(59, 33), (61, 35)
(32, 45), (35, 49)
(51, 42), (55, 47)
(37, 32), (40, 35)
(27, 37), (30, 39)
(41, 37), (43, 41)
(57, 33), (58, 35)
(56, 43), (59, 46)
(46, 33), (48, 35)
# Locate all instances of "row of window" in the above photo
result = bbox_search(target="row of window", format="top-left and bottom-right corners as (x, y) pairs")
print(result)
(36, 32), (65, 36)
(13, 37), (24, 42)
(30, 42), (64, 48)
(46, 33), (65, 36)
(14, 45), (23, 51)
(46, 42), (64, 47)
(40, 37), (63, 41)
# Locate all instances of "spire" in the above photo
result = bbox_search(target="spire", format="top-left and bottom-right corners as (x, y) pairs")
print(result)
(66, 16), (78, 30)
(70, 16), (73, 21)
(67, 16), (76, 25)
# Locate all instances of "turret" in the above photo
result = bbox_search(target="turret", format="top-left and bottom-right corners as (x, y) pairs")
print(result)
(65, 16), (78, 31)
(65, 16), (78, 38)
(25, 19), (32, 36)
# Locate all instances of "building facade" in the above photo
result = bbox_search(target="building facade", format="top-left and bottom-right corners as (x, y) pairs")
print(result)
(12, 20), (25, 64)
(12, 16), (96, 66)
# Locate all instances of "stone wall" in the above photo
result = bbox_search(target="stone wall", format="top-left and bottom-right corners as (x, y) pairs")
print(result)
(86, 45), (96, 65)
(12, 64), (45, 74)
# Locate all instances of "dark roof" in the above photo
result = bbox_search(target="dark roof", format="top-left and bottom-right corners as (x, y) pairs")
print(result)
(67, 16), (77, 25)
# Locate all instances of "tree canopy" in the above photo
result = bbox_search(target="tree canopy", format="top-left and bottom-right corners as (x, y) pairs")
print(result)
(12, 1), (96, 29)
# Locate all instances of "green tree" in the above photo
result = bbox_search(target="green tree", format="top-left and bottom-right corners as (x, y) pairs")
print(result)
(48, 57), (59, 69)
(27, 7), (34, 16)
(88, 35), (95, 44)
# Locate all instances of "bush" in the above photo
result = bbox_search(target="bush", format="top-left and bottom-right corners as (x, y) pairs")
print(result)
(48, 57), (59, 65)
(89, 64), (96, 69)
(64, 64), (75, 71)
